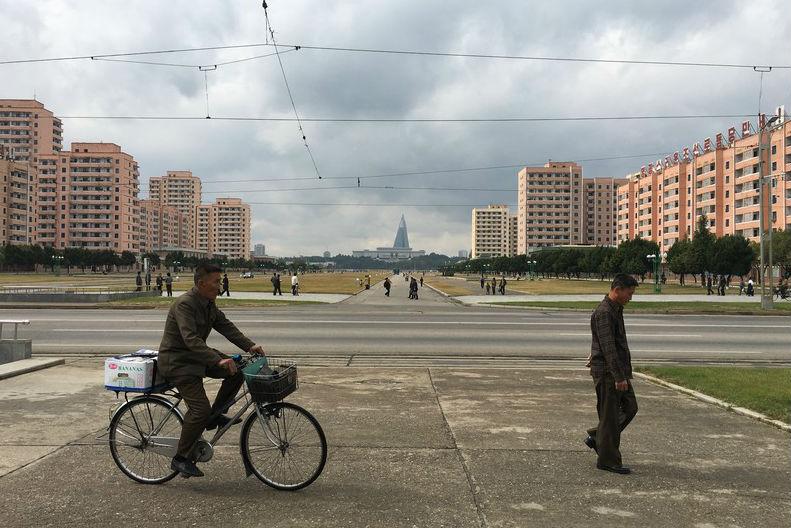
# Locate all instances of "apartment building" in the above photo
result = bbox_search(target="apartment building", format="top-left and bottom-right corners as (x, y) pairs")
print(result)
(0, 100), (63, 163)
(617, 112), (791, 252)
(516, 162), (586, 254)
(148, 170), (201, 249)
(35, 142), (140, 251)
(195, 198), (251, 259)
(583, 177), (627, 246)
(0, 147), (33, 245)
(471, 204), (517, 258)
(139, 199), (190, 253)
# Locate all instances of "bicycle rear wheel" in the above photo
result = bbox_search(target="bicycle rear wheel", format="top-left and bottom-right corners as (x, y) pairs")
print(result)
(240, 402), (327, 491)
(109, 396), (183, 484)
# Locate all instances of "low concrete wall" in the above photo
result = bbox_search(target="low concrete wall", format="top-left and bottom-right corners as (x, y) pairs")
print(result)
(0, 290), (161, 303)
(0, 339), (32, 365)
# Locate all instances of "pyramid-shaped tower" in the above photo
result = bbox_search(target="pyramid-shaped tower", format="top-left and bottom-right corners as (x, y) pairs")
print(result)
(392, 214), (410, 249)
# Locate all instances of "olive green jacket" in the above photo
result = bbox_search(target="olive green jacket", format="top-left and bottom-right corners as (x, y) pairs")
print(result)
(157, 287), (255, 378)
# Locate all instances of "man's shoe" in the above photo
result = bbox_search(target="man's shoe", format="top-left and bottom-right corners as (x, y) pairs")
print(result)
(205, 414), (242, 431)
(171, 456), (204, 478)
(584, 435), (598, 453)
(596, 463), (631, 475)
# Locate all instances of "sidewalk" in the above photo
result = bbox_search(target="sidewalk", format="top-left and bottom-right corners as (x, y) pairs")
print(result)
(173, 290), (350, 303)
(456, 293), (765, 305)
(1, 359), (788, 527)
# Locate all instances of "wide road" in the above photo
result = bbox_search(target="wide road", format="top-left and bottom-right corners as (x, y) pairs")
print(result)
(6, 274), (789, 366)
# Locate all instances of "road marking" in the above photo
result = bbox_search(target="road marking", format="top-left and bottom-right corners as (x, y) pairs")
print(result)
(555, 333), (702, 338)
(45, 319), (790, 329)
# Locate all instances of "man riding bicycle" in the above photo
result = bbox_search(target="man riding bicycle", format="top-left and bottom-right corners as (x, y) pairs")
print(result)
(158, 263), (264, 478)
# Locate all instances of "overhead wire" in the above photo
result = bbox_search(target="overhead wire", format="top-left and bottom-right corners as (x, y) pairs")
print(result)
(2, 42), (789, 70)
(262, 2), (322, 179)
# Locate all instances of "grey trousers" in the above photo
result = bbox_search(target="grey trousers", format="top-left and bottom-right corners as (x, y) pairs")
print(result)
(587, 376), (638, 467)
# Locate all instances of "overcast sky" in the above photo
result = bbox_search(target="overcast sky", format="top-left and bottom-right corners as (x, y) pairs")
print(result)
(2, 0), (790, 256)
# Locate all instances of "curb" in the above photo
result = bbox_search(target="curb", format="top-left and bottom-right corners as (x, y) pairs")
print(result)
(0, 357), (66, 381)
(634, 372), (791, 433)
(422, 283), (465, 305)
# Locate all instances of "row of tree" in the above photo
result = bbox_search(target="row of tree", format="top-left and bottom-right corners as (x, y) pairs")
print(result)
(449, 216), (791, 282)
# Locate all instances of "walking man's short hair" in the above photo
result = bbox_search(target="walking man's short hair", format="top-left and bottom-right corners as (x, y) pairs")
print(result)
(611, 273), (639, 290)
(194, 263), (223, 285)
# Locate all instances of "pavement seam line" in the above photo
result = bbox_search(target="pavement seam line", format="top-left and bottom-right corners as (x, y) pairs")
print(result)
(428, 367), (488, 528)
(634, 372), (791, 433)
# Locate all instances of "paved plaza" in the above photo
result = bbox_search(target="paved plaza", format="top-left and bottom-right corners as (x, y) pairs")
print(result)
(0, 359), (788, 527)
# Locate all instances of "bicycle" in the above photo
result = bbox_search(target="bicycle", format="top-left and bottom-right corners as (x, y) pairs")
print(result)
(105, 354), (327, 490)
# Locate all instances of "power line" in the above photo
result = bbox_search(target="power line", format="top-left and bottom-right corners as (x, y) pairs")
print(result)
(263, 3), (321, 179)
(2, 41), (789, 70)
(89, 48), (297, 69)
(243, 202), (517, 207)
(55, 113), (756, 123)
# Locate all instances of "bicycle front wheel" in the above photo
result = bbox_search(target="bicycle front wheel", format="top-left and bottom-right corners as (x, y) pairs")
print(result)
(109, 396), (183, 484)
(241, 402), (327, 491)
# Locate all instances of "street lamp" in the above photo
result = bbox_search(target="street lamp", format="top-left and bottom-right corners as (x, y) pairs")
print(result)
(759, 114), (780, 309)
(528, 260), (537, 280)
(647, 254), (660, 293)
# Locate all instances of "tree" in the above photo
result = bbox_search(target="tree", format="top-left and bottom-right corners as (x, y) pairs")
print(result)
(667, 238), (692, 285)
(772, 229), (791, 280)
(710, 235), (754, 278)
(689, 215), (715, 283)
(119, 251), (137, 269)
(141, 252), (161, 267)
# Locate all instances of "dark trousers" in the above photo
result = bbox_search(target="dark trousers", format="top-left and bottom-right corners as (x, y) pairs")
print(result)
(587, 376), (638, 467)
(166, 285), (173, 297)
(171, 365), (244, 458)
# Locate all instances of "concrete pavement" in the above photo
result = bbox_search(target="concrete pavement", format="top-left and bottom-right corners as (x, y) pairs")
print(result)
(0, 359), (788, 527)
(173, 290), (351, 303)
(457, 293), (771, 304)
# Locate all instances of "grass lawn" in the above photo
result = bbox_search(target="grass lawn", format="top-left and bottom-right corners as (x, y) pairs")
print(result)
(0, 270), (390, 294)
(484, 301), (791, 315)
(105, 296), (322, 308)
(424, 276), (477, 296)
(452, 275), (724, 296)
(636, 366), (791, 423)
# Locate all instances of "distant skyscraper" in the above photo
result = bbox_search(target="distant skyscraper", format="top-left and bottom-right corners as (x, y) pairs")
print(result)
(458, 250), (469, 258)
(352, 214), (426, 260)
(254, 244), (266, 257)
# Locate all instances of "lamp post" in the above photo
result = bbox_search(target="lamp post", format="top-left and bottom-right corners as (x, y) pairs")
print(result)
(528, 260), (537, 280)
(759, 114), (780, 310)
(647, 254), (660, 293)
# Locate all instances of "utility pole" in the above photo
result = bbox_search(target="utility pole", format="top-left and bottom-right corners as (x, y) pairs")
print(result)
(758, 114), (780, 309)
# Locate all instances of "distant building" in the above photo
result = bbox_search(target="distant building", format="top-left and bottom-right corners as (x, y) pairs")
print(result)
(195, 198), (251, 260)
(471, 204), (517, 258)
(352, 214), (426, 261)
(458, 250), (469, 258)
(0, 148), (33, 245)
(323, 251), (331, 258)
(254, 244), (266, 257)
(148, 170), (201, 249)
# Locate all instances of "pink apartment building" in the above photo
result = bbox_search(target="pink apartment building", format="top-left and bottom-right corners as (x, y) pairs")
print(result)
(617, 112), (791, 253)
(148, 170), (201, 249)
(36, 142), (140, 252)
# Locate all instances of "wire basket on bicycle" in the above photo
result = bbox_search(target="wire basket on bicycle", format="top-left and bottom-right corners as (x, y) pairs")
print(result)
(243, 357), (298, 403)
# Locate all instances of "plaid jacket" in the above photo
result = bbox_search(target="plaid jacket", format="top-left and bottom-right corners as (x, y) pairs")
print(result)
(589, 295), (632, 381)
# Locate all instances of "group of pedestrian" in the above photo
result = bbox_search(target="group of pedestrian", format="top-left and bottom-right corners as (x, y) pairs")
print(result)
(270, 272), (300, 296)
(480, 275), (507, 295)
(136, 270), (173, 297)
(705, 274), (729, 296)
(408, 276), (419, 299)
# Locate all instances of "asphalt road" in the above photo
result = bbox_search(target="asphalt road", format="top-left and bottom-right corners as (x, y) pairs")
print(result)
(7, 298), (790, 366)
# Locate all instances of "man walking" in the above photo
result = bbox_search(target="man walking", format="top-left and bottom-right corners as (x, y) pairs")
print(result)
(222, 273), (230, 297)
(584, 274), (639, 475)
(480, 276), (485, 290)
(135, 271), (143, 292)
(156, 273), (164, 295)
(384, 276), (391, 297)
(275, 273), (283, 296)
(145, 270), (152, 292)
(165, 272), (174, 297)
(718, 275), (727, 296)
(706, 274), (714, 295)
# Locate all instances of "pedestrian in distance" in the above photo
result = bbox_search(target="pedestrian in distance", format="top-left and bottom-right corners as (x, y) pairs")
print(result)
(365, 275), (371, 290)
(384, 277), (391, 297)
(135, 271), (143, 292)
(480, 276), (485, 290)
(500, 277), (507, 295)
(275, 273), (283, 296)
(718, 275), (726, 296)
(738, 277), (745, 296)
(271, 273), (278, 296)
(706, 274), (714, 295)
(491, 277), (497, 295)
(156, 273), (163, 295)
(222, 273), (230, 297)
(746, 278), (755, 297)
(485, 283), (491, 295)
(584, 273), (639, 475)
(165, 272), (174, 297)
(660, 272), (667, 285)
(419, 276), (424, 288)
(291, 273), (299, 296)
(145, 270), (152, 291)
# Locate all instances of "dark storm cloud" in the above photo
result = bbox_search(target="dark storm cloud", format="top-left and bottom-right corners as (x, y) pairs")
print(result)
(2, 0), (789, 255)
